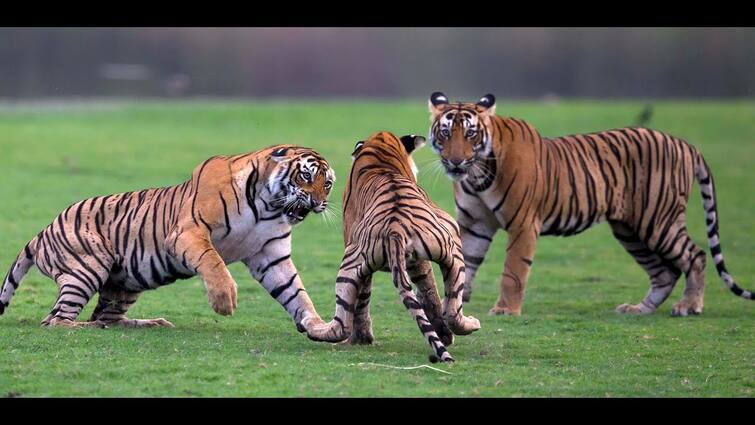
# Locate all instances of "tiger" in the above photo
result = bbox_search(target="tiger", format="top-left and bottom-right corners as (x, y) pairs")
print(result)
(305, 131), (480, 363)
(427, 91), (753, 317)
(1, 145), (335, 333)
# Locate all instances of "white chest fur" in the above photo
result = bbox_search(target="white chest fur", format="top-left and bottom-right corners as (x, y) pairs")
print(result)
(211, 199), (291, 264)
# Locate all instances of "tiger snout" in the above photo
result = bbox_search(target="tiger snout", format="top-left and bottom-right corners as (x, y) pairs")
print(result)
(304, 194), (328, 214)
(312, 200), (328, 213)
(441, 157), (473, 180)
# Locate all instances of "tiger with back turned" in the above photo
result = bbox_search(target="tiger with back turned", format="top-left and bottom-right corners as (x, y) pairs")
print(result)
(306, 131), (480, 362)
(427, 91), (753, 316)
(1, 146), (334, 332)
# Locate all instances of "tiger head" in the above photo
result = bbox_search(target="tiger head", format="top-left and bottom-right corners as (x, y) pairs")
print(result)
(267, 146), (335, 225)
(351, 131), (426, 180)
(427, 91), (496, 181)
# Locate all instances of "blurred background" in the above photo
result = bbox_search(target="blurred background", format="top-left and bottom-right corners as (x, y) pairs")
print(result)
(2, 27), (754, 100)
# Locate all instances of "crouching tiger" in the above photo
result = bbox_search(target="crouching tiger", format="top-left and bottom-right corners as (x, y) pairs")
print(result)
(1, 145), (334, 332)
(427, 91), (753, 316)
(306, 131), (480, 362)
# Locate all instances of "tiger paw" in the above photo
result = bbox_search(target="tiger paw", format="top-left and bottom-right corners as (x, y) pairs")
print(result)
(429, 352), (455, 363)
(615, 303), (653, 315)
(208, 284), (237, 316)
(306, 320), (349, 343)
(143, 318), (175, 327)
(464, 316), (481, 333)
(488, 305), (521, 316)
(119, 318), (176, 328)
(42, 317), (97, 328)
(671, 300), (703, 317)
(347, 328), (374, 345)
(296, 315), (325, 333)
(448, 315), (481, 335)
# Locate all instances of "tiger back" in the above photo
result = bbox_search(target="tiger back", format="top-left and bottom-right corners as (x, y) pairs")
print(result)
(306, 131), (480, 363)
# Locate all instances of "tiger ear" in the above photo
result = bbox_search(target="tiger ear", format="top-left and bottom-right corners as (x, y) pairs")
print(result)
(428, 91), (449, 118)
(400, 135), (426, 155)
(270, 147), (291, 162)
(476, 93), (496, 116)
(351, 140), (365, 159)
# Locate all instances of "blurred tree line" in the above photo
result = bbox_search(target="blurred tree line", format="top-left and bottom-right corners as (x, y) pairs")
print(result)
(1, 27), (753, 99)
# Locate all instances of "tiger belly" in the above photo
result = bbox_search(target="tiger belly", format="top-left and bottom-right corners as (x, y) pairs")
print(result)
(210, 210), (291, 264)
(473, 177), (609, 237)
(110, 210), (289, 292)
(110, 252), (196, 292)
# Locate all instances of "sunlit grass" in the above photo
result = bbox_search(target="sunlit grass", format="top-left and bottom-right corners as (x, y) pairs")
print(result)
(0, 100), (752, 396)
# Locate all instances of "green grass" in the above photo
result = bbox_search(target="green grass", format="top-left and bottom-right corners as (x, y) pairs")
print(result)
(0, 99), (753, 397)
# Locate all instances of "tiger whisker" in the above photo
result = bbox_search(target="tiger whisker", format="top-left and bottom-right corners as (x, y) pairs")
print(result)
(326, 204), (343, 219)
(320, 208), (337, 228)
(431, 159), (446, 188)
(470, 162), (494, 181)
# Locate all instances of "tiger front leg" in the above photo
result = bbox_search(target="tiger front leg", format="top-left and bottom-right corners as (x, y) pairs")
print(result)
(459, 222), (496, 303)
(245, 254), (325, 335)
(169, 228), (237, 316)
(306, 251), (363, 343)
(490, 227), (538, 316)
(439, 252), (480, 335)
(455, 189), (498, 303)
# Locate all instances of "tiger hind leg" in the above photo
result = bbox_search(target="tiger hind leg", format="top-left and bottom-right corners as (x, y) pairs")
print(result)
(393, 275), (452, 363)
(643, 216), (706, 316)
(662, 230), (706, 317)
(410, 261), (453, 346)
(89, 281), (174, 328)
(347, 275), (374, 345)
(610, 222), (681, 314)
(42, 269), (108, 327)
(385, 231), (453, 362)
(439, 253), (480, 335)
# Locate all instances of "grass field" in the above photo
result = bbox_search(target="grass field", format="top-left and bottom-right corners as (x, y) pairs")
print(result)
(0, 99), (753, 397)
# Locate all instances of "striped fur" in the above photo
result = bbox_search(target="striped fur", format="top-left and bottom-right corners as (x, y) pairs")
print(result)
(427, 92), (753, 316)
(306, 131), (480, 362)
(0, 145), (335, 330)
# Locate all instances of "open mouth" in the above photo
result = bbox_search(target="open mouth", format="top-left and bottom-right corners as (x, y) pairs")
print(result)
(445, 167), (468, 181)
(285, 204), (312, 224)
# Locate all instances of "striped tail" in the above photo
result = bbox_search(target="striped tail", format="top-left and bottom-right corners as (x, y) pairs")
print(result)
(0, 235), (40, 314)
(385, 228), (453, 363)
(696, 155), (753, 300)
